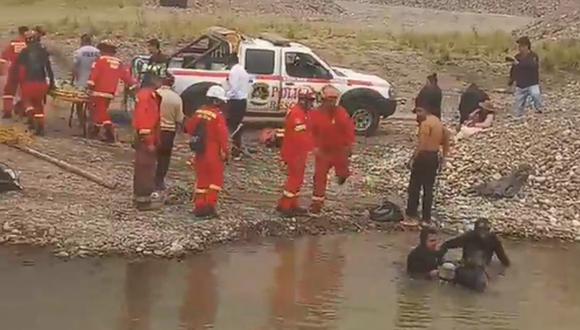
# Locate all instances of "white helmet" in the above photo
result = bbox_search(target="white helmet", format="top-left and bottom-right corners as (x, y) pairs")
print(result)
(206, 85), (228, 101)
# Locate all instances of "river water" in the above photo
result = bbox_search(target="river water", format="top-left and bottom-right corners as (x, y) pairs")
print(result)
(1, 233), (579, 330)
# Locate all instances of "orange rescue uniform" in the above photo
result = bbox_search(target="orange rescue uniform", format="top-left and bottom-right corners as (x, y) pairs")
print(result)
(185, 105), (229, 214)
(87, 55), (135, 128)
(277, 103), (314, 212)
(309, 105), (356, 211)
(1, 37), (27, 117)
(132, 88), (161, 205)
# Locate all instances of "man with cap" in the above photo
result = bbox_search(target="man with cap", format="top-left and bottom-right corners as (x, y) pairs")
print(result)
(309, 85), (356, 215)
(132, 74), (163, 211)
(14, 30), (55, 135)
(154, 73), (184, 191)
(1, 26), (28, 119)
(277, 88), (316, 217)
(87, 39), (137, 142)
(440, 218), (511, 267)
(185, 85), (229, 219)
(508, 36), (542, 118)
(403, 106), (450, 226)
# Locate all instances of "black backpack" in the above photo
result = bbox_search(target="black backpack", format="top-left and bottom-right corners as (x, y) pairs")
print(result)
(369, 200), (403, 223)
(189, 119), (207, 155)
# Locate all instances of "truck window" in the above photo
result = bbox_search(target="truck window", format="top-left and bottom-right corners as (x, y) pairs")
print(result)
(285, 52), (332, 79)
(245, 49), (275, 75)
(182, 37), (231, 71)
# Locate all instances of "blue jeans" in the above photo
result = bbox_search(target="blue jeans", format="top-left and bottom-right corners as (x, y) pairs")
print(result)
(513, 84), (543, 117)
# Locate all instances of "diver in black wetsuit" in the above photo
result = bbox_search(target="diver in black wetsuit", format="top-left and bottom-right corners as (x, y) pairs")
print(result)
(407, 227), (442, 279)
(440, 218), (510, 291)
(440, 218), (510, 267)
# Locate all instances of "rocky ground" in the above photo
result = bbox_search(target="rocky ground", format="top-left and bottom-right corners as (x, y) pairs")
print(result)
(1, 1), (579, 258)
(518, 10), (580, 41)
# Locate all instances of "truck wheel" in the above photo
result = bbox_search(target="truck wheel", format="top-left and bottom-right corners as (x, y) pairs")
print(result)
(181, 82), (217, 117)
(348, 101), (380, 136)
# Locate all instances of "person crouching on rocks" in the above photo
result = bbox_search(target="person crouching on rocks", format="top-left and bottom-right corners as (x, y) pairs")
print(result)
(132, 75), (163, 211)
(402, 106), (450, 226)
(455, 100), (497, 141)
(185, 86), (229, 219)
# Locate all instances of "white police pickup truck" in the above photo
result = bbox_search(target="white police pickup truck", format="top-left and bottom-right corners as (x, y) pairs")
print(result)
(129, 27), (400, 135)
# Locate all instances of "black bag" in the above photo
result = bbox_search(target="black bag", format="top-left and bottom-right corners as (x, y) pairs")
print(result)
(189, 119), (207, 154)
(0, 163), (23, 193)
(369, 200), (403, 223)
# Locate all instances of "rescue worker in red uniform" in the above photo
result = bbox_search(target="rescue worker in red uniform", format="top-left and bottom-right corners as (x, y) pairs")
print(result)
(132, 75), (162, 211)
(309, 85), (356, 215)
(185, 86), (229, 219)
(87, 39), (136, 142)
(1, 26), (28, 119)
(276, 89), (316, 217)
(14, 31), (55, 135)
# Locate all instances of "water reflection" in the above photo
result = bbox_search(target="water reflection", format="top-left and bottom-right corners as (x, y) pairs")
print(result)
(1, 235), (580, 330)
(179, 254), (218, 329)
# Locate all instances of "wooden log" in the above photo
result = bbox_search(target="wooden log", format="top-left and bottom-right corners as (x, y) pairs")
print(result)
(11, 145), (118, 190)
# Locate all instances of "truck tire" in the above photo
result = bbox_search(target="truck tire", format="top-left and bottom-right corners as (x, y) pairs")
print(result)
(344, 99), (380, 136)
(180, 82), (217, 117)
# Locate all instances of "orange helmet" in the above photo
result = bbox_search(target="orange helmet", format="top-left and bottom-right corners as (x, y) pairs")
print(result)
(321, 85), (340, 99)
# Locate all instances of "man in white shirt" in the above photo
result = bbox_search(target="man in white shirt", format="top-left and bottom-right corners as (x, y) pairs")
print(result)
(155, 74), (184, 190)
(71, 34), (100, 136)
(226, 53), (250, 160)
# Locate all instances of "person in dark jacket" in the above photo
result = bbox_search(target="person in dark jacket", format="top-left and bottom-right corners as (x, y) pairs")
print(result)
(439, 218), (510, 267)
(508, 36), (542, 118)
(458, 83), (490, 126)
(407, 227), (442, 279)
(415, 73), (442, 119)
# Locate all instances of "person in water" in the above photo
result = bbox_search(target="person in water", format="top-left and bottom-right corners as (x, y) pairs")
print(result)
(440, 218), (510, 267)
(407, 227), (442, 279)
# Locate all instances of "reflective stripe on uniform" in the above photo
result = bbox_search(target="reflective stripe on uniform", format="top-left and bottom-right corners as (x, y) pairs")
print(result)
(138, 129), (152, 134)
(312, 195), (325, 201)
(34, 114), (44, 118)
(283, 190), (296, 198)
(2, 95), (14, 99)
(0, 59), (7, 63)
(196, 110), (217, 119)
(91, 91), (114, 98)
(102, 120), (112, 125)
(86, 80), (95, 86)
(294, 124), (306, 132)
(209, 184), (222, 191)
(25, 107), (34, 113)
(195, 188), (208, 194)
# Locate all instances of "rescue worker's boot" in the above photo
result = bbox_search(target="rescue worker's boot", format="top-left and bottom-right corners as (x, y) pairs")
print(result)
(33, 115), (45, 136)
(25, 110), (34, 129)
(88, 125), (100, 140)
(193, 191), (210, 218)
(205, 189), (220, 219)
(14, 101), (24, 118)
(309, 197), (324, 216)
(103, 124), (115, 143)
(2, 96), (14, 119)
(277, 196), (308, 218)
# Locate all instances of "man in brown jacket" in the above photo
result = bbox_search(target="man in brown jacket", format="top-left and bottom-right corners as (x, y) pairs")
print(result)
(155, 74), (184, 190)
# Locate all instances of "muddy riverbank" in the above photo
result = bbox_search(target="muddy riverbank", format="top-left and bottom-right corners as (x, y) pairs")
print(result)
(1, 233), (579, 330)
